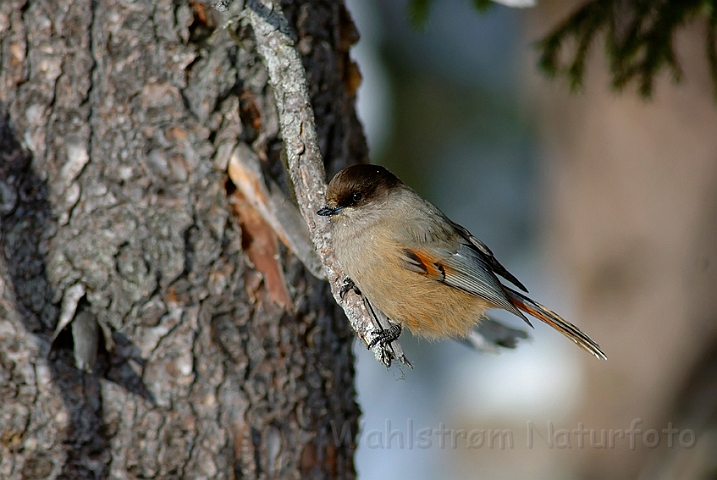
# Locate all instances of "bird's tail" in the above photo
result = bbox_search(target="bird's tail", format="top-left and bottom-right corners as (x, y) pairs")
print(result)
(504, 287), (607, 360)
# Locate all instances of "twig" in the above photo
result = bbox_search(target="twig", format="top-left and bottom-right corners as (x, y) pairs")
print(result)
(242, 0), (410, 367)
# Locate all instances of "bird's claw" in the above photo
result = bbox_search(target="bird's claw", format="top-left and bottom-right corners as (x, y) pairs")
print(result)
(368, 324), (402, 349)
(340, 277), (360, 300)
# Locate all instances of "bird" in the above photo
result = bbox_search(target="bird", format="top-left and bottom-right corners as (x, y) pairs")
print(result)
(317, 164), (606, 360)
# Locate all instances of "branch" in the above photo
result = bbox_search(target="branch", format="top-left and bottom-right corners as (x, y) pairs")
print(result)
(242, 0), (410, 368)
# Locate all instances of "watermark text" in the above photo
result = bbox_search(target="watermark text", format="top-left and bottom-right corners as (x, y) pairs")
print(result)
(331, 418), (696, 450)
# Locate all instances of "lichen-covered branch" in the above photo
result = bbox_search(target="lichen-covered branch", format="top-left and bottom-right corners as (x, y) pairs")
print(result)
(243, 0), (409, 367)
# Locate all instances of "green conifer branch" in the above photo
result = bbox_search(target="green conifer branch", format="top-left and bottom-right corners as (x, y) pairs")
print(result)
(538, 0), (714, 98)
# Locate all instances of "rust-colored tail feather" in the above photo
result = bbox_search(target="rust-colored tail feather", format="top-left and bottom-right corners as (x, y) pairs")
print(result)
(505, 287), (607, 360)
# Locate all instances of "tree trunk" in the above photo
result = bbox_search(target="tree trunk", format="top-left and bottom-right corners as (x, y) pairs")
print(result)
(0, 0), (365, 478)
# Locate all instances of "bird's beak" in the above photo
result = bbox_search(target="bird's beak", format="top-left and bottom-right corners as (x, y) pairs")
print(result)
(317, 206), (341, 217)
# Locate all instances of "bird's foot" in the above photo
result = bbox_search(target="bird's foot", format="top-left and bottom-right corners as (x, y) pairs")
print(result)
(368, 324), (402, 349)
(339, 277), (361, 299)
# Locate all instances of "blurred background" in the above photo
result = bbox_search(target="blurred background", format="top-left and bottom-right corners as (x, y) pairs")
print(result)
(343, 1), (717, 479)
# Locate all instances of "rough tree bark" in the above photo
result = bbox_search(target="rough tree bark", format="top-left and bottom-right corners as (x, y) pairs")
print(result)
(0, 0), (366, 478)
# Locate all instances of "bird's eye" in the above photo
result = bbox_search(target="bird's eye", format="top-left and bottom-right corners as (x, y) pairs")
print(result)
(352, 192), (362, 203)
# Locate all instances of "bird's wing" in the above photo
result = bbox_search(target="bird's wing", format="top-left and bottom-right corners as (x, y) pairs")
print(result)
(448, 219), (527, 292)
(391, 198), (530, 323)
(401, 240), (530, 324)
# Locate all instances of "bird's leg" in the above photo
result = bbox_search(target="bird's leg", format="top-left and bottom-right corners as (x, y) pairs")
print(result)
(340, 277), (361, 299)
(344, 280), (405, 355)
(360, 294), (400, 347)
(368, 323), (402, 349)
(358, 295), (411, 367)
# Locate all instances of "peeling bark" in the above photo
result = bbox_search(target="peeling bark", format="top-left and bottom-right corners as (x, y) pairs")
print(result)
(0, 0), (363, 478)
